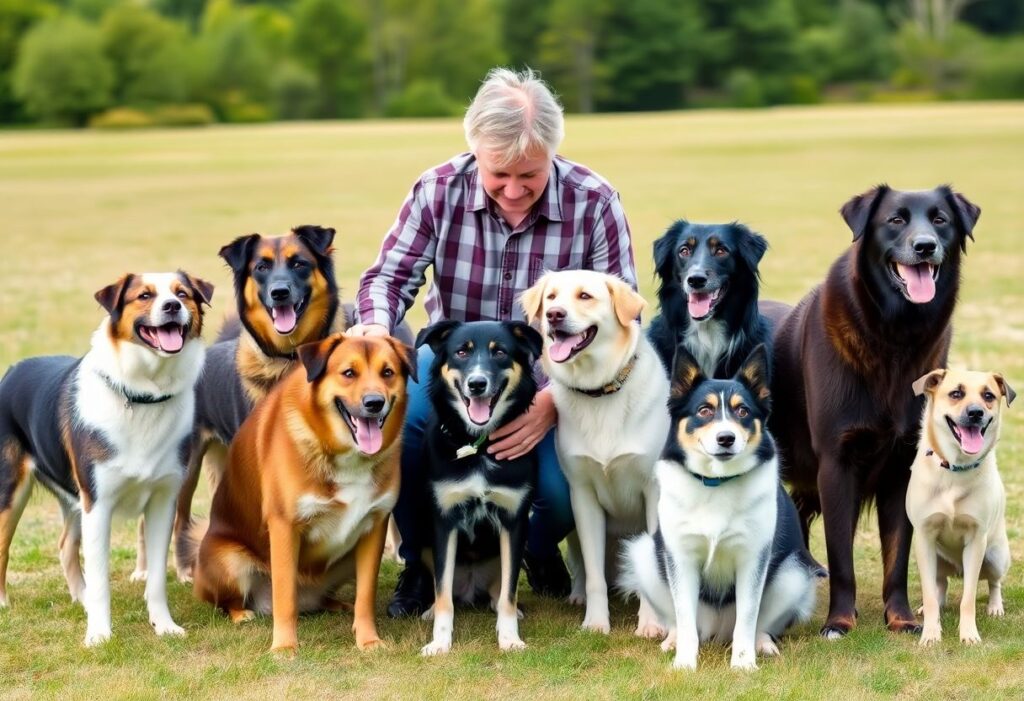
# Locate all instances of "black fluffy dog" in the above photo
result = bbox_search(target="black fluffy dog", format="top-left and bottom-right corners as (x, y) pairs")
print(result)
(415, 320), (543, 656)
(647, 221), (772, 378)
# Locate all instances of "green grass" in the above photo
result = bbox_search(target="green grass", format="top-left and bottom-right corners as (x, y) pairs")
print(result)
(2, 102), (1024, 700)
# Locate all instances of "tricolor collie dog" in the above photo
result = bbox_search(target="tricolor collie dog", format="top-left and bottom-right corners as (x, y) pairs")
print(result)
(190, 333), (414, 655)
(521, 270), (669, 637)
(0, 272), (212, 646)
(620, 345), (821, 670)
(415, 320), (543, 656)
(907, 368), (1014, 646)
(647, 221), (772, 377)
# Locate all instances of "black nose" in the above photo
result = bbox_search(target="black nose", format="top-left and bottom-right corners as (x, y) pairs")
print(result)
(362, 394), (385, 414)
(687, 274), (707, 290)
(913, 237), (937, 257)
(270, 286), (290, 302)
(716, 432), (735, 448)
(162, 300), (181, 314)
(967, 406), (984, 422)
(546, 307), (566, 324)
(466, 376), (488, 396)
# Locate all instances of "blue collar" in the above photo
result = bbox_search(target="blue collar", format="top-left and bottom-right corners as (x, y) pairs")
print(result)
(926, 449), (983, 473)
(686, 469), (741, 487)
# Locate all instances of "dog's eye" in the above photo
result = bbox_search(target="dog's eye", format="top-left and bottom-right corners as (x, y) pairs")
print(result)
(455, 349), (469, 359)
(696, 405), (714, 419)
(888, 216), (905, 226)
(983, 391), (996, 402)
(138, 291), (152, 300)
(342, 368), (356, 378)
(493, 348), (507, 359)
(381, 367), (394, 378)
(932, 216), (947, 226)
(578, 291), (591, 300)
(176, 290), (188, 299)
(735, 406), (749, 418)
(679, 246), (691, 257)
(255, 261), (270, 273)
(949, 389), (964, 400)
(289, 259), (307, 269)
(714, 246), (728, 257)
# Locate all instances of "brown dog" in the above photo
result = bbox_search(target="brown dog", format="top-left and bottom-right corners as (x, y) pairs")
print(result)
(190, 333), (415, 654)
(767, 185), (981, 638)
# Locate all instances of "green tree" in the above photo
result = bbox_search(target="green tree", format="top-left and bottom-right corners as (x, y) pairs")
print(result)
(13, 15), (113, 125)
(100, 4), (188, 105)
(292, 0), (370, 118)
(0, 0), (56, 122)
(538, 0), (611, 112)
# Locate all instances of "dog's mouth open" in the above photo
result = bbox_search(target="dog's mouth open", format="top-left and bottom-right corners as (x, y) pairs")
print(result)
(137, 322), (187, 354)
(268, 293), (309, 335)
(336, 398), (387, 455)
(945, 415), (987, 455)
(891, 262), (939, 304)
(687, 284), (727, 322)
(457, 379), (508, 426)
(547, 326), (597, 363)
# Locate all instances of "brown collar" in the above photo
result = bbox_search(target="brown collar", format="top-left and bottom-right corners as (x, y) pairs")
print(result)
(572, 354), (639, 398)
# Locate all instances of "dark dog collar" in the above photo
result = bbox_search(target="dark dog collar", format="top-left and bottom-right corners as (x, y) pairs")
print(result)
(572, 353), (639, 398)
(440, 423), (489, 459)
(97, 371), (176, 407)
(925, 449), (983, 473)
(686, 469), (741, 487)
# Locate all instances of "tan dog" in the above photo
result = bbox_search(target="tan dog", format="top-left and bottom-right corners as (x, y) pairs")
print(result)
(907, 368), (1015, 645)
(190, 333), (414, 654)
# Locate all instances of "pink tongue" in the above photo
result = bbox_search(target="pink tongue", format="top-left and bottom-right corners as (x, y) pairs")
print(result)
(272, 305), (297, 333)
(959, 426), (984, 454)
(688, 292), (713, 318)
(468, 397), (492, 424)
(897, 263), (935, 303)
(354, 417), (383, 454)
(156, 326), (184, 352)
(549, 334), (584, 362)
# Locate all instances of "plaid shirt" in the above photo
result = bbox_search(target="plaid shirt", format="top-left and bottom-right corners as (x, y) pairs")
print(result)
(357, 153), (637, 330)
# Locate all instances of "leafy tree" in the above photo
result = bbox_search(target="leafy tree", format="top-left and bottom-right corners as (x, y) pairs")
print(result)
(100, 4), (188, 105)
(292, 0), (370, 118)
(0, 0), (56, 121)
(538, 0), (611, 112)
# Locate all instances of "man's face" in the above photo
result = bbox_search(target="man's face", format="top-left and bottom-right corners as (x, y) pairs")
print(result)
(475, 148), (551, 222)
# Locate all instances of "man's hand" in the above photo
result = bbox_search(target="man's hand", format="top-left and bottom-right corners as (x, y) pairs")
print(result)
(347, 323), (390, 337)
(488, 387), (557, 460)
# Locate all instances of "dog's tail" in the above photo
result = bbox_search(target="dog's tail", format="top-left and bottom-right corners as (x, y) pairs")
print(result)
(617, 533), (674, 624)
(176, 516), (209, 576)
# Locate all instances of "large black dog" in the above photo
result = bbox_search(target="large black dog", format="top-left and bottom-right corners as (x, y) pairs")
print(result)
(647, 220), (772, 378)
(415, 320), (543, 656)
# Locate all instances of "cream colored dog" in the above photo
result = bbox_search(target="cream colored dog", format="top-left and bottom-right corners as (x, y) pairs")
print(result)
(522, 270), (669, 638)
(907, 368), (1015, 646)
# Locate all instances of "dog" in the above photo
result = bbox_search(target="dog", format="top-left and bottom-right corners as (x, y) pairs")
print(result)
(620, 345), (822, 670)
(647, 221), (772, 376)
(521, 269), (668, 637)
(415, 320), (544, 656)
(768, 185), (981, 638)
(190, 333), (414, 654)
(907, 368), (1014, 645)
(0, 272), (212, 645)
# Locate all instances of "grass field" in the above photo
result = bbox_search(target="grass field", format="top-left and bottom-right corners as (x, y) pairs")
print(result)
(1, 102), (1023, 700)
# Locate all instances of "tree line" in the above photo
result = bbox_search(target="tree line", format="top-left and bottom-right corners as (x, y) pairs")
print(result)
(2, 0), (1023, 128)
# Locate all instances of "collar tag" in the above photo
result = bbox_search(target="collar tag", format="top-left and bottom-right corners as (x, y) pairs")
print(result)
(455, 433), (488, 460)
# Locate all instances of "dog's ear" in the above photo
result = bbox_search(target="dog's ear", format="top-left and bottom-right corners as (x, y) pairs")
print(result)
(415, 320), (461, 354)
(218, 233), (260, 274)
(840, 184), (889, 241)
(297, 335), (343, 383)
(940, 187), (981, 253)
(178, 270), (215, 307)
(94, 274), (135, 321)
(733, 223), (768, 274)
(383, 336), (418, 384)
(992, 373), (1015, 407)
(670, 344), (704, 401)
(912, 368), (946, 397)
(507, 321), (544, 362)
(736, 344), (771, 407)
(605, 276), (646, 328)
(653, 220), (687, 283)
(520, 275), (549, 324)
(294, 225), (336, 257)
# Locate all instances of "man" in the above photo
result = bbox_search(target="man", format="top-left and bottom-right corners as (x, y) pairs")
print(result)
(350, 67), (637, 617)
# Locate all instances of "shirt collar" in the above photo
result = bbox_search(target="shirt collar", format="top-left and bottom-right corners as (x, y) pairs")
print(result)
(464, 156), (564, 223)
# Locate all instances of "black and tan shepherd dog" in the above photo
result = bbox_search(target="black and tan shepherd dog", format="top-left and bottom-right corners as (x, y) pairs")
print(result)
(415, 320), (543, 657)
(766, 185), (981, 639)
(647, 220), (772, 378)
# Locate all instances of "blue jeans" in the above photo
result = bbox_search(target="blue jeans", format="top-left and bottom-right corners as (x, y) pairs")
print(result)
(395, 345), (574, 563)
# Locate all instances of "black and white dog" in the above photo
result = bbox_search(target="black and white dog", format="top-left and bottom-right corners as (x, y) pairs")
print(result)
(415, 320), (543, 656)
(647, 221), (772, 377)
(620, 345), (822, 670)
(0, 272), (211, 646)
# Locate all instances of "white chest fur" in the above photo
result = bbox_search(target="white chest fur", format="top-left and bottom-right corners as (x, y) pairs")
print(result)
(683, 319), (732, 377)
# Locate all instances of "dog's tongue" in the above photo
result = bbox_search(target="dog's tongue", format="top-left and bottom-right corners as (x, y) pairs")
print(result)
(549, 334), (584, 362)
(354, 417), (383, 454)
(468, 397), (492, 424)
(156, 326), (184, 352)
(688, 292), (713, 318)
(959, 425), (984, 455)
(897, 263), (935, 304)
(272, 305), (297, 333)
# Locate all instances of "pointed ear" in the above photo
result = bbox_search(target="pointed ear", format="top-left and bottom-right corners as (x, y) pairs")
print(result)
(733, 223), (768, 273)
(415, 320), (461, 354)
(178, 270), (215, 306)
(218, 233), (260, 274)
(992, 373), (1015, 407)
(736, 344), (771, 405)
(294, 225), (336, 257)
(297, 335), (343, 383)
(520, 275), (549, 324)
(941, 187), (981, 253)
(94, 274), (134, 316)
(670, 344), (704, 401)
(653, 221), (686, 283)
(840, 184), (889, 241)
(508, 321), (544, 362)
(382, 336), (417, 384)
(605, 277), (646, 328)
(912, 369), (946, 397)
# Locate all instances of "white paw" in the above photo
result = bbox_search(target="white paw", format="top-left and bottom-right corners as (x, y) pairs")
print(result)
(635, 620), (667, 640)
(988, 602), (1005, 617)
(581, 615), (611, 635)
(498, 635), (527, 652)
(420, 606), (435, 622)
(960, 627), (981, 645)
(823, 629), (845, 641)
(0, 594), (9, 608)
(731, 657), (759, 671)
(176, 570), (193, 585)
(671, 653), (697, 671)
(756, 633), (780, 657)
(152, 619), (186, 637)
(660, 631), (677, 653)
(420, 638), (452, 657)
(129, 569), (148, 583)
(84, 628), (112, 647)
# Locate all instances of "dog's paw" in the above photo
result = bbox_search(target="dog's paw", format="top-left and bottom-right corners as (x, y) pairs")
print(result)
(671, 652), (697, 671)
(498, 635), (527, 652)
(420, 638), (452, 657)
(988, 601), (1005, 617)
(357, 637), (385, 652)
(270, 640), (298, 659)
(129, 569), (148, 583)
(175, 570), (193, 585)
(420, 605), (435, 622)
(0, 593), (9, 608)
(635, 620), (667, 640)
(229, 609), (256, 624)
(84, 628), (112, 647)
(660, 630), (677, 653)
(756, 633), (780, 657)
(152, 619), (186, 637)
(567, 591), (586, 607)
(919, 626), (942, 646)
(581, 616), (611, 635)
(960, 625), (982, 645)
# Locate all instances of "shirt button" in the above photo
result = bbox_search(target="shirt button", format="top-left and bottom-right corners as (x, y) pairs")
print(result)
(504, 272), (512, 280)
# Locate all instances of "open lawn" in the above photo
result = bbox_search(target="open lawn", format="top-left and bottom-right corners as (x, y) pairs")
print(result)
(1, 102), (1023, 700)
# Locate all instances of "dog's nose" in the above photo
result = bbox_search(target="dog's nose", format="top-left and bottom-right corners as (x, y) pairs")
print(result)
(716, 432), (735, 448)
(362, 394), (386, 415)
(913, 237), (937, 257)
(687, 274), (707, 290)
(270, 285), (290, 302)
(162, 299), (181, 315)
(546, 307), (566, 325)
(466, 375), (488, 396)
(966, 405), (985, 422)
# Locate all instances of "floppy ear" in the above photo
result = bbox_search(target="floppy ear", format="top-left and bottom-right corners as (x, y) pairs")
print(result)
(520, 275), (549, 324)
(297, 335), (343, 383)
(992, 373), (1015, 407)
(940, 187), (981, 253)
(218, 233), (260, 274)
(294, 225), (336, 257)
(840, 184), (889, 241)
(178, 270), (215, 306)
(653, 220), (686, 284)
(733, 223), (768, 274)
(384, 337), (418, 384)
(735, 344), (771, 406)
(670, 344), (704, 401)
(508, 321), (544, 361)
(605, 277), (646, 328)
(415, 320), (461, 354)
(94, 273), (134, 318)
(911, 368), (946, 397)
